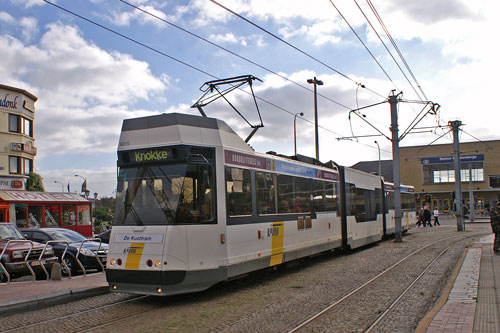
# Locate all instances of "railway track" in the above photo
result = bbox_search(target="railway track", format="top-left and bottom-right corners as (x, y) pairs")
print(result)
(287, 233), (485, 332)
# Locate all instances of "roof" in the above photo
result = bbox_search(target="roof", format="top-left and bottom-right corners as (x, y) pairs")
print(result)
(0, 191), (90, 203)
(0, 83), (38, 101)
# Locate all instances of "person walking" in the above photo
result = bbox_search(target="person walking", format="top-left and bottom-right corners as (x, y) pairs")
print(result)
(490, 201), (500, 254)
(433, 208), (440, 226)
(423, 204), (432, 227)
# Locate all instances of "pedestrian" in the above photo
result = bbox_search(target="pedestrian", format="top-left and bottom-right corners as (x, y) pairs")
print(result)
(416, 208), (424, 227)
(423, 204), (432, 227)
(490, 201), (500, 254)
(433, 208), (440, 226)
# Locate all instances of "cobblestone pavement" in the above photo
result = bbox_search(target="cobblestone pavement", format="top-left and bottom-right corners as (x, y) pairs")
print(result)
(0, 221), (489, 332)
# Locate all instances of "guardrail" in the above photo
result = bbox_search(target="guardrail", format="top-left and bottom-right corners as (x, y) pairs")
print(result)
(75, 238), (105, 276)
(39, 240), (70, 280)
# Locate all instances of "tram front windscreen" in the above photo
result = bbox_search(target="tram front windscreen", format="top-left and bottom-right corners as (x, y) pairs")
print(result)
(114, 162), (214, 226)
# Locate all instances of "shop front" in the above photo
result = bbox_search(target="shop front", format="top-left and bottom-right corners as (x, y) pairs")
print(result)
(0, 191), (92, 237)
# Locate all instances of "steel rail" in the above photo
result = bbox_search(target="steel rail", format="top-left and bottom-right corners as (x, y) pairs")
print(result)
(287, 234), (468, 333)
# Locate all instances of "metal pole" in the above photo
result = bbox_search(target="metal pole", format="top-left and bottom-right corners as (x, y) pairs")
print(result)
(389, 92), (402, 242)
(307, 77), (323, 161)
(374, 141), (382, 179)
(294, 112), (304, 156)
(450, 120), (464, 231)
(313, 81), (319, 160)
(469, 164), (474, 222)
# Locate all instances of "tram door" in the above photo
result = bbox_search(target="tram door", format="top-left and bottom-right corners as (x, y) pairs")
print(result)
(443, 199), (450, 213)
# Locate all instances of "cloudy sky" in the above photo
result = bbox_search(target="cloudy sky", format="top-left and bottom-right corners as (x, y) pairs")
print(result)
(2, 0), (498, 197)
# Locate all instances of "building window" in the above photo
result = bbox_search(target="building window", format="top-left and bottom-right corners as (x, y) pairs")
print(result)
(22, 118), (33, 136)
(490, 175), (500, 188)
(423, 161), (484, 184)
(9, 156), (20, 174)
(8, 113), (33, 137)
(9, 114), (19, 132)
(23, 158), (33, 175)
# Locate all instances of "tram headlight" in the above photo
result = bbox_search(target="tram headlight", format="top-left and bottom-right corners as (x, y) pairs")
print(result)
(109, 258), (116, 266)
(154, 260), (161, 268)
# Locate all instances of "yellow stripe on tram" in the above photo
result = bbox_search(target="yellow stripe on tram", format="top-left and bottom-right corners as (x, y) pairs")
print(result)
(125, 243), (145, 269)
(270, 222), (284, 267)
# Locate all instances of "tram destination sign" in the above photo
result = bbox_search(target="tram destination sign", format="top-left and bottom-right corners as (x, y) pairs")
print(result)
(121, 147), (175, 164)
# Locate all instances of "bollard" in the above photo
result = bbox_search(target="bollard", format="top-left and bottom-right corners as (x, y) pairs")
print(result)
(50, 262), (62, 281)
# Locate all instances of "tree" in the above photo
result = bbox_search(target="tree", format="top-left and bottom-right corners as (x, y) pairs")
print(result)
(26, 173), (45, 192)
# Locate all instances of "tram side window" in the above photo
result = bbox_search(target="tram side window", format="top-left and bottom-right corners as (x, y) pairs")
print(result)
(295, 177), (310, 213)
(401, 193), (416, 211)
(256, 172), (277, 214)
(325, 182), (338, 212)
(277, 175), (294, 213)
(349, 185), (377, 222)
(312, 180), (325, 212)
(313, 180), (338, 212)
(225, 167), (252, 216)
(277, 175), (311, 214)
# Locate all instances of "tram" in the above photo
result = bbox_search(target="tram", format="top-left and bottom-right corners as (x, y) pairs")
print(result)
(106, 113), (415, 296)
(383, 182), (417, 234)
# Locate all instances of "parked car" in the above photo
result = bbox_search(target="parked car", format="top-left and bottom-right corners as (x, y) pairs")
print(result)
(0, 223), (57, 282)
(21, 228), (108, 276)
(94, 229), (111, 244)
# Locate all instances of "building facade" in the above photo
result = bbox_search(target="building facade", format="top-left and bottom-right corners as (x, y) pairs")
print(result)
(0, 84), (37, 190)
(400, 140), (500, 214)
(351, 140), (500, 214)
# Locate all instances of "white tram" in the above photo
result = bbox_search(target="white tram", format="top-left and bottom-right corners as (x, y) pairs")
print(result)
(106, 113), (415, 296)
(382, 182), (417, 234)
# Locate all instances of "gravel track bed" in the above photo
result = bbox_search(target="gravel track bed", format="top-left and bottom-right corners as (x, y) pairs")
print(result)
(0, 224), (489, 333)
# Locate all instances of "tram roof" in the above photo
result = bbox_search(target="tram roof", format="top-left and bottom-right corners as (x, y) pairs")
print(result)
(118, 113), (254, 153)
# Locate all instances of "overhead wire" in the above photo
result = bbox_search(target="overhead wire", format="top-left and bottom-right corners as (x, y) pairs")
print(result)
(353, 0), (423, 101)
(209, 0), (386, 99)
(41, 0), (351, 142)
(365, 0), (428, 101)
(119, 0), (351, 110)
(328, 0), (396, 89)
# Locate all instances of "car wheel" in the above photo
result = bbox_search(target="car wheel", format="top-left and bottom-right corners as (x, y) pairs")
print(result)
(61, 256), (78, 276)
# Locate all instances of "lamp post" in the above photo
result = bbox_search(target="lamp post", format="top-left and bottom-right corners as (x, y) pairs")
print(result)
(307, 77), (323, 160)
(294, 112), (304, 156)
(75, 174), (87, 197)
(54, 181), (64, 192)
(374, 141), (382, 180)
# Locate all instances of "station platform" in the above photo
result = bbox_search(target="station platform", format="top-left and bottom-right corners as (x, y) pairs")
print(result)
(418, 233), (500, 332)
(0, 234), (498, 332)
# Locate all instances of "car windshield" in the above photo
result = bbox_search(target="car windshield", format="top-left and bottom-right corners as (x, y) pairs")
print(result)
(46, 229), (86, 242)
(0, 224), (24, 241)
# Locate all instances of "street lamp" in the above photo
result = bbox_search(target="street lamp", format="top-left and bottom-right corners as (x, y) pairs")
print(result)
(53, 181), (64, 192)
(294, 112), (304, 156)
(307, 77), (323, 160)
(374, 141), (382, 180)
(75, 174), (87, 195)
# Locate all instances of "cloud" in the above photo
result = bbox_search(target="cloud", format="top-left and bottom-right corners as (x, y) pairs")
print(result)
(1, 21), (167, 156)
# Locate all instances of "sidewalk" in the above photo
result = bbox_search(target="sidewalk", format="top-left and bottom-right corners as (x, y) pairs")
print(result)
(0, 272), (108, 316)
(419, 234), (500, 332)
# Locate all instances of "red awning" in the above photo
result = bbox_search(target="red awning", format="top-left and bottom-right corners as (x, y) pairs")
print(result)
(0, 191), (90, 203)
